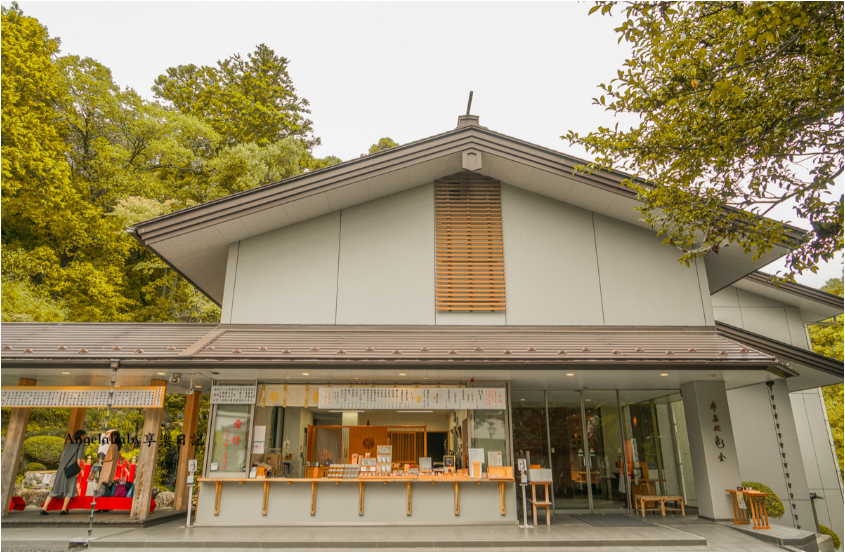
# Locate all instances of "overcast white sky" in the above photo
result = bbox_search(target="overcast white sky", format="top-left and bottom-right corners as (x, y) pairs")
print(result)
(13, 1), (843, 289)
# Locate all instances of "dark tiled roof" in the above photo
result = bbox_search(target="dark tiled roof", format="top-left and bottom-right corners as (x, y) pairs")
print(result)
(0, 323), (217, 359)
(1, 323), (772, 365)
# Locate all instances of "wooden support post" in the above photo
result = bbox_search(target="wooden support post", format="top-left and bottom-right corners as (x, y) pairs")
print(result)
(174, 391), (201, 511)
(262, 481), (269, 516)
(500, 482), (506, 515)
(130, 379), (167, 521)
(67, 408), (86, 436)
(1, 378), (36, 519)
(454, 482), (460, 516)
(406, 482), (412, 516)
(358, 482), (364, 516)
(214, 481), (222, 515)
(311, 482), (317, 516)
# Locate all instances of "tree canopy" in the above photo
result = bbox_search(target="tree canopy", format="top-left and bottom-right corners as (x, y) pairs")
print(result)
(566, 2), (843, 280)
(152, 44), (318, 150)
(362, 137), (400, 157)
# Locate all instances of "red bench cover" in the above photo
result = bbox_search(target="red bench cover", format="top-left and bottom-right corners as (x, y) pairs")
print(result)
(41, 496), (156, 512)
(9, 497), (26, 511)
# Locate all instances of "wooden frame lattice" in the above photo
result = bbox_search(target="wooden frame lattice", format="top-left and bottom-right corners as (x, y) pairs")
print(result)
(435, 172), (505, 311)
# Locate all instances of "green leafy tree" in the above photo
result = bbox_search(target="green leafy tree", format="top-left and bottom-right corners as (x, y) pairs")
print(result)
(809, 278), (844, 472)
(304, 154), (343, 172)
(1, 2), (71, 209)
(206, 138), (305, 198)
(361, 137), (400, 157)
(1, 277), (67, 322)
(566, 2), (843, 279)
(152, 44), (318, 150)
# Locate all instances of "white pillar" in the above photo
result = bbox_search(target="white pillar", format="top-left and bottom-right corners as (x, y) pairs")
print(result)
(681, 380), (743, 521)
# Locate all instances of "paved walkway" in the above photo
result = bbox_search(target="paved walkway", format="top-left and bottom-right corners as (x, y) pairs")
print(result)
(1, 513), (797, 552)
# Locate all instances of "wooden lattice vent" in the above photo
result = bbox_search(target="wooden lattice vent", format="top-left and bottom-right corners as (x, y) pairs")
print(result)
(434, 172), (505, 311)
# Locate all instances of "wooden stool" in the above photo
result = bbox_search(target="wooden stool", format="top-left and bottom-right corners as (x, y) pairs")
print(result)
(527, 481), (552, 526)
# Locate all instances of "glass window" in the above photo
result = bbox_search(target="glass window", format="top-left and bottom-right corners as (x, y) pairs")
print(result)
(471, 409), (508, 471)
(208, 404), (252, 476)
(511, 391), (549, 468)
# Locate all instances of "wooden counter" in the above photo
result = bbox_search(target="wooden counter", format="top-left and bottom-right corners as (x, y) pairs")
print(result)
(197, 476), (515, 523)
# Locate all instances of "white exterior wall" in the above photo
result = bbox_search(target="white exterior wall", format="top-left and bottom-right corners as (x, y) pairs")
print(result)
(222, 183), (714, 326)
(791, 388), (844, 545)
(727, 381), (817, 532)
(712, 286), (809, 349)
(227, 212), (341, 325)
(335, 184), (435, 325)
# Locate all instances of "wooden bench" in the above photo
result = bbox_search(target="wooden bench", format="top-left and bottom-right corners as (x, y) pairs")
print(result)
(635, 495), (684, 517)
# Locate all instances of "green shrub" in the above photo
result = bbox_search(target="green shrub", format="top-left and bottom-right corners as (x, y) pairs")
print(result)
(22, 462), (47, 473)
(741, 481), (784, 519)
(819, 525), (840, 550)
(22, 436), (65, 468)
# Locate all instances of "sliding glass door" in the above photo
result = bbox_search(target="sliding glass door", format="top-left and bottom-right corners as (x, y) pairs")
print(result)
(583, 390), (628, 511)
(547, 391), (589, 510)
(511, 388), (694, 513)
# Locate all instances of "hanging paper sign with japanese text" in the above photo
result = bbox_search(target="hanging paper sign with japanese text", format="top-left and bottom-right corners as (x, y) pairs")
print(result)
(0, 386), (164, 408)
(210, 385), (256, 405)
(318, 387), (506, 410)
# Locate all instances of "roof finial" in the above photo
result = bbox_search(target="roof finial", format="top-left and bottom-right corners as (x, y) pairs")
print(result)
(466, 91), (474, 116)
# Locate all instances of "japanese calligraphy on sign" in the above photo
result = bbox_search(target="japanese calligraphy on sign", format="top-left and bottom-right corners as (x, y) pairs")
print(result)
(210, 385), (257, 405)
(1, 386), (164, 408)
(317, 387), (506, 410)
(711, 400), (727, 462)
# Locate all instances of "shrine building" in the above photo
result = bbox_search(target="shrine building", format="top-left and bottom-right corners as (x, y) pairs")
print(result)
(1, 113), (842, 537)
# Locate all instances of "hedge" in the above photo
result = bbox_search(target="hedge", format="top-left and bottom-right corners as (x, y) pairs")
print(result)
(819, 525), (840, 550)
(22, 436), (65, 468)
(741, 481), (784, 519)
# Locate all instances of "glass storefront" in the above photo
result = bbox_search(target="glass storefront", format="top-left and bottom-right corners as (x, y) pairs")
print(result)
(205, 383), (509, 479)
(511, 388), (696, 513)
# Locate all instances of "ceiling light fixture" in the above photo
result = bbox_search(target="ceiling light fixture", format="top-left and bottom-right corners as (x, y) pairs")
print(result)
(398, 410), (433, 413)
(157, 372), (165, 375)
(62, 372), (70, 375)
(566, 373), (575, 376)
(399, 373), (406, 376)
(302, 372), (310, 376)
(660, 373), (669, 377)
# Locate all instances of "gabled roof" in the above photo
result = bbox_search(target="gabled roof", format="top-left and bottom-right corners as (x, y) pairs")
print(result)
(130, 118), (803, 304)
(735, 271), (843, 322)
(716, 321), (843, 390)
